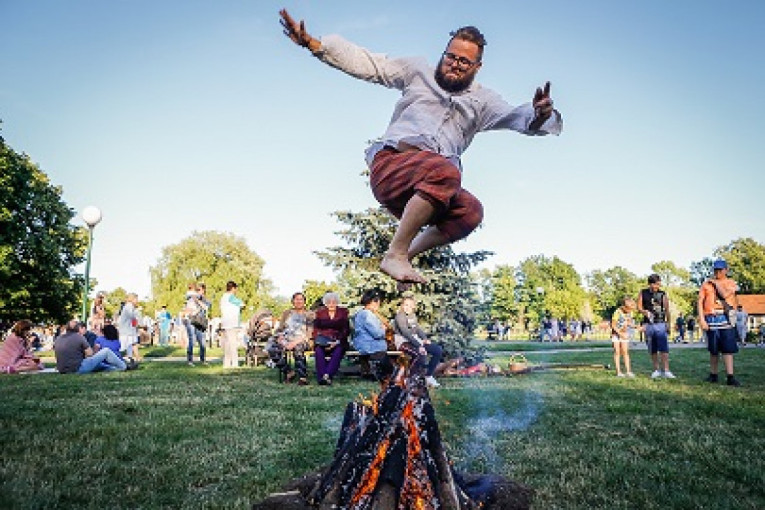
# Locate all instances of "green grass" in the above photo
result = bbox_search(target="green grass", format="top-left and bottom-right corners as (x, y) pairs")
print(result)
(2, 348), (764, 509)
(478, 339), (615, 352)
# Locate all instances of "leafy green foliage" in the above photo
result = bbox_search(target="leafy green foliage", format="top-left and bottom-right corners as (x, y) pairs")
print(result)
(487, 264), (519, 325)
(516, 255), (587, 325)
(586, 266), (642, 320)
(649, 260), (697, 317)
(147, 231), (274, 319)
(714, 237), (765, 293)
(0, 134), (85, 325)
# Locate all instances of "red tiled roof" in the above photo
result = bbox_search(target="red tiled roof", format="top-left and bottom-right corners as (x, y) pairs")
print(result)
(738, 295), (765, 315)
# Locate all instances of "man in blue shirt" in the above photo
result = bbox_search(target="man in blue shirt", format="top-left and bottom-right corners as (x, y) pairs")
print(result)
(280, 9), (562, 286)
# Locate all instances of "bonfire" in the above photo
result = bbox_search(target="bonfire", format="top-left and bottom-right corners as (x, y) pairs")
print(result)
(253, 361), (533, 510)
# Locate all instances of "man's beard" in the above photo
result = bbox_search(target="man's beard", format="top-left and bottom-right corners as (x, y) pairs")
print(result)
(434, 64), (475, 93)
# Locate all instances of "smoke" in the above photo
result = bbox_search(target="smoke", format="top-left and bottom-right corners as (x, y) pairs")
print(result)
(457, 381), (544, 472)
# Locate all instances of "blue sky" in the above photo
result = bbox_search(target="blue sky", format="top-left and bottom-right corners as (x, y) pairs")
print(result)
(2, 1), (764, 300)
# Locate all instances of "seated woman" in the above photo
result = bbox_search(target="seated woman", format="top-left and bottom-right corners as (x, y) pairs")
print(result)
(353, 289), (393, 382)
(94, 324), (125, 361)
(393, 295), (443, 388)
(312, 292), (350, 386)
(0, 320), (45, 373)
(268, 292), (315, 385)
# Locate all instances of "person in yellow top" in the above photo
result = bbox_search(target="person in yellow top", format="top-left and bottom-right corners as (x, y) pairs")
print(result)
(698, 259), (741, 386)
(611, 297), (636, 378)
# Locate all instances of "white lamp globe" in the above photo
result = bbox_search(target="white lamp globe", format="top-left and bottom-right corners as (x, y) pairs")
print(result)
(82, 206), (102, 228)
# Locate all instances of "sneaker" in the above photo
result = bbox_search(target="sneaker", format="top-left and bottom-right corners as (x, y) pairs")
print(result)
(298, 377), (309, 386)
(651, 370), (662, 379)
(663, 371), (676, 379)
(322, 374), (332, 386)
(726, 376), (741, 387)
(705, 374), (719, 383)
(616, 373), (625, 378)
(425, 376), (440, 388)
(187, 362), (194, 367)
(626, 372), (635, 378)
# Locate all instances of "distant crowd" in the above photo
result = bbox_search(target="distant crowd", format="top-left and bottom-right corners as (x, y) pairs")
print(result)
(2, 260), (763, 388)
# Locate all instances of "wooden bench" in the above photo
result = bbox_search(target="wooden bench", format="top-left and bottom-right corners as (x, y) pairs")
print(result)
(261, 346), (403, 382)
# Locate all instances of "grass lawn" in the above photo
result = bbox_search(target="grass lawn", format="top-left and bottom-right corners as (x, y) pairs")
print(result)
(2, 346), (764, 509)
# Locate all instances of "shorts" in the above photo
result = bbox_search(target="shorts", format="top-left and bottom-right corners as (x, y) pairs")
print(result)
(644, 322), (669, 353)
(706, 326), (738, 356)
(370, 148), (483, 242)
(611, 336), (629, 345)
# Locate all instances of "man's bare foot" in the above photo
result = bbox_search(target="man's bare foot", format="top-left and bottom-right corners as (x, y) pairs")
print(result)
(380, 254), (427, 284)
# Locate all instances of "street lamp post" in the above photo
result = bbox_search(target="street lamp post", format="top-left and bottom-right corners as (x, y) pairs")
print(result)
(80, 206), (103, 322)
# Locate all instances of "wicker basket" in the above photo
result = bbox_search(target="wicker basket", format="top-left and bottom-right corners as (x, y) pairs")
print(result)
(508, 353), (529, 374)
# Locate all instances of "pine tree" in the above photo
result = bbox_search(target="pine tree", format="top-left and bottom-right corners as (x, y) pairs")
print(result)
(315, 207), (492, 358)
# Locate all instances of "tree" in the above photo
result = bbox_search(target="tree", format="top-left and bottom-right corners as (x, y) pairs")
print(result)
(315, 207), (492, 357)
(650, 260), (690, 289)
(0, 133), (86, 326)
(487, 265), (519, 325)
(714, 238), (765, 294)
(689, 257), (714, 288)
(649, 260), (696, 318)
(148, 231), (274, 320)
(302, 280), (338, 311)
(585, 266), (641, 320)
(516, 255), (587, 325)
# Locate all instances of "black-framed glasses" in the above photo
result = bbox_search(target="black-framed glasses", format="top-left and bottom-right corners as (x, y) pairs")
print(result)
(442, 52), (479, 70)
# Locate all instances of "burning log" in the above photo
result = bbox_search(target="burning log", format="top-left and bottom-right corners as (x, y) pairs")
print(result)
(253, 365), (533, 510)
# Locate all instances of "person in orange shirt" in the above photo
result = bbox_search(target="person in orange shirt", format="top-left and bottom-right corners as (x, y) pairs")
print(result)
(697, 259), (740, 386)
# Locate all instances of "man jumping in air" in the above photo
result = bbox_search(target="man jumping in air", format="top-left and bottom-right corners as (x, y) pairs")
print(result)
(279, 9), (563, 285)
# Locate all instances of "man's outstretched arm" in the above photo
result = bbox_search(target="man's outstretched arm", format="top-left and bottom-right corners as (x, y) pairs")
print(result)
(279, 9), (321, 53)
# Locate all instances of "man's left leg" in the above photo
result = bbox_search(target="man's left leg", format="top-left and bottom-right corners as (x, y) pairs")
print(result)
(381, 194), (437, 283)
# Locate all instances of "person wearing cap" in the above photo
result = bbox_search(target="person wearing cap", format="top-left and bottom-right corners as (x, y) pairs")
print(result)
(697, 259), (741, 386)
(637, 274), (675, 379)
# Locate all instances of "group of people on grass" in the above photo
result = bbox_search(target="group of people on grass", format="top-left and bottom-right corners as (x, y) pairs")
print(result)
(611, 259), (744, 386)
(0, 257), (752, 391)
(262, 290), (443, 388)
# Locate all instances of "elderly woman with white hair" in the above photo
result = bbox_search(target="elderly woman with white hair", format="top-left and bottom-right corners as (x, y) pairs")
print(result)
(312, 291), (350, 385)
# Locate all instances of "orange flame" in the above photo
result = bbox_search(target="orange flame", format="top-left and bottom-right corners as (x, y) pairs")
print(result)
(398, 400), (436, 510)
(349, 437), (390, 507)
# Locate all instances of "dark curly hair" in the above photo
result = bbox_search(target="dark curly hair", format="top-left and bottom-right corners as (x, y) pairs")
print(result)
(449, 26), (487, 59)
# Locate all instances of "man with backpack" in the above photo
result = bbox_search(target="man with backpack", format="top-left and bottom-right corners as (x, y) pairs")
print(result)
(698, 259), (741, 386)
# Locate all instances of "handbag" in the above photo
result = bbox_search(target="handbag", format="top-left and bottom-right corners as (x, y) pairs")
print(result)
(189, 308), (208, 331)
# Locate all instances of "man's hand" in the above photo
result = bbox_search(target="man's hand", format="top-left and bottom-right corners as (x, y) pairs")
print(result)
(279, 8), (318, 51)
(529, 81), (554, 131)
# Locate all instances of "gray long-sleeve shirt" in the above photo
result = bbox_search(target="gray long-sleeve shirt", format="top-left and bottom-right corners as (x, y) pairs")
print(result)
(314, 34), (563, 169)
